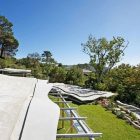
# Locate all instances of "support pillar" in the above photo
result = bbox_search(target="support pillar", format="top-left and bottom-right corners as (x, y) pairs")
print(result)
(62, 102), (65, 128)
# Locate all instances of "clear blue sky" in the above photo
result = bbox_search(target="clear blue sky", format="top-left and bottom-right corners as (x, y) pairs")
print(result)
(0, 0), (140, 65)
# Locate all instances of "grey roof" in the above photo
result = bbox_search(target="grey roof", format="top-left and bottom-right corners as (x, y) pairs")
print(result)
(52, 83), (115, 102)
(0, 68), (31, 73)
(0, 74), (60, 140)
(82, 69), (92, 73)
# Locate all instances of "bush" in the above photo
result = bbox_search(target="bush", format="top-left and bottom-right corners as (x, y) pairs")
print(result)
(95, 83), (107, 91)
(0, 59), (6, 68)
(106, 64), (140, 107)
(112, 108), (116, 114)
(130, 112), (137, 121)
(116, 111), (125, 119)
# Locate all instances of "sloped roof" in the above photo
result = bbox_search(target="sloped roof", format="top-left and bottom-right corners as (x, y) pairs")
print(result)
(52, 83), (115, 102)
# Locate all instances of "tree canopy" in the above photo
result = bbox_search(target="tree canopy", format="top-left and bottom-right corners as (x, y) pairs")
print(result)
(0, 16), (19, 58)
(66, 66), (85, 86)
(105, 64), (140, 107)
(82, 35), (128, 83)
(42, 50), (56, 64)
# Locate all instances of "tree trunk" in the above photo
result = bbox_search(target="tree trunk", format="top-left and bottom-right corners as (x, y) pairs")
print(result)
(0, 45), (4, 58)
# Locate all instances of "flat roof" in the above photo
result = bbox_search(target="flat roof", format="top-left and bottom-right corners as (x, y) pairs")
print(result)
(0, 68), (31, 73)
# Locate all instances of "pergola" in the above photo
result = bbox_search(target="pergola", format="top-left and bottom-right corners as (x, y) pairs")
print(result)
(51, 83), (114, 103)
(50, 91), (102, 140)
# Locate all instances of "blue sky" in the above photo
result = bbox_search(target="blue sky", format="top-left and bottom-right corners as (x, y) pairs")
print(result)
(0, 0), (140, 65)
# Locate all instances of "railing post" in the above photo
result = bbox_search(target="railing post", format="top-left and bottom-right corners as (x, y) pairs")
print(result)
(57, 96), (60, 129)
(70, 110), (73, 134)
(62, 102), (64, 128)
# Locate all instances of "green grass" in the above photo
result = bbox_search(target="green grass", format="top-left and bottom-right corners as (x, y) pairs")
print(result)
(49, 95), (140, 140)
(72, 104), (140, 140)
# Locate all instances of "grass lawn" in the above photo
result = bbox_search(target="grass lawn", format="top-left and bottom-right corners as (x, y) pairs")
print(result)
(49, 95), (140, 140)
(71, 104), (140, 140)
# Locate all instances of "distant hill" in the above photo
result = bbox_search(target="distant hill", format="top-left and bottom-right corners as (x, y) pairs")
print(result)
(63, 63), (110, 73)
(63, 63), (95, 71)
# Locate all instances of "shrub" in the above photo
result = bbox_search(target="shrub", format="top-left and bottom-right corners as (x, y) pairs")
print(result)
(116, 111), (125, 119)
(95, 83), (107, 91)
(130, 112), (137, 121)
(112, 108), (116, 114)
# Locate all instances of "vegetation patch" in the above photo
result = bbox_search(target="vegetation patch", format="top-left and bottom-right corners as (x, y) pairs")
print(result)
(75, 104), (140, 140)
(57, 101), (140, 140)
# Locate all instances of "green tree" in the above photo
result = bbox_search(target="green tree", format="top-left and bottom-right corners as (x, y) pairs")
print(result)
(85, 72), (96, 88)
(49, 66), (66, 83)
(82, 35), (128, 84)
(27, 52), (41, 66)
(42, 51), (56, 64)
(0, 57), (17, 68)
(0, 16), (19, 58)
(25, 52), (43, 78)
(105, 64), (132, 91)
(41, 63), (55, 79)
(66, 66), (85, 86)
(106, 64), (140, 107)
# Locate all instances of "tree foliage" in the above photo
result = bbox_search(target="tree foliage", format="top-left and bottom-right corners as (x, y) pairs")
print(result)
(0, 16), (19, 58)
(82, 35), (128, 83)
(66, 66), (85, 86)
(42, 51), (56, 64)
(49, 66), (66, 83)
(106, 64), (140, 107)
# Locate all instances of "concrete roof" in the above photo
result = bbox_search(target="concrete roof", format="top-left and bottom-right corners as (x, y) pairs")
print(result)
(0, 74), (60, 140)
(82, 69), (92, 73)
(0, 74), (36, 140)
(0, 68), (31, 73)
